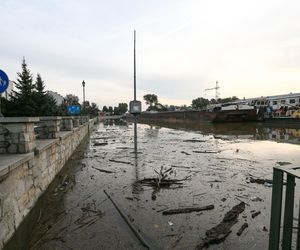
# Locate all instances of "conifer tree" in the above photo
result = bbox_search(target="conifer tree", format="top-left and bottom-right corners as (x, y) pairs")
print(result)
(7, 58), (36, 116)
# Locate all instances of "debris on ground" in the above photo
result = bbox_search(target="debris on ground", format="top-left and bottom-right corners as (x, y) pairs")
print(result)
(193, 150), (221, 154)
(248, 177), (273, 185)
(237, 223), (248, 236)
(92, 166), (116, 174)
(162, 205), (214, 215)
(109, 159), (132, 165)
(251, 211), (261, 218)
(251, 196), (263, 202)
(183, 139), (206, 143)
(93, 142), (108, 146)
(196, 202), (245, 249)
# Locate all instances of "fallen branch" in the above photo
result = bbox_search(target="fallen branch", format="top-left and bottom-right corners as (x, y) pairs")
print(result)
(92, 166), (115, 174)
(103, 190), (150, 249)
(193, 150), (220, 154)
(237, 223), (248, 236)
(183, 139), (205, 143)
(109, 159), (132, 165)
(162, 205), (214, 215)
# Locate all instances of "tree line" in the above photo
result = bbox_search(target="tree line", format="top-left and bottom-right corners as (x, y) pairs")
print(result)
(101, 103), (128, 115)
(142, 93), (239, 112)
(1, 59), (100, 117)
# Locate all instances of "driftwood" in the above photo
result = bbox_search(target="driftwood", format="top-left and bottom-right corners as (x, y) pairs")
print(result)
(109, 159), (132, 165)
(181, 151), (191, 155)
(92, 166), (115, 174)
(196, 202), (245, 249)
(93, 142), (108, 146)
(249, 177), (272, 185)
(183, 139), (206, 143)
(251, 211), (261, 218)
(237, 223), (248, 236)
(162, 205), (214, 215)
(193, 150), (220, 154)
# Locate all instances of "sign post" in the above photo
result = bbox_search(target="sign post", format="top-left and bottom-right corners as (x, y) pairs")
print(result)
(129, 30), (142, 154)
(0, 69), (10, 117)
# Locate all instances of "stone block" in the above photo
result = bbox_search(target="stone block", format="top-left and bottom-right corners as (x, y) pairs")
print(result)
(7, 144), (18, 154)
(19, 133), (30, 143)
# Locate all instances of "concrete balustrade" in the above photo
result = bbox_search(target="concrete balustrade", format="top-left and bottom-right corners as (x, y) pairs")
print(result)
(72, 117), (80, 127)
(0, 116), (99, 249)
(60, 116), (74, 131)
(0, 117), (39, 154)
(35, 116), (62, 139)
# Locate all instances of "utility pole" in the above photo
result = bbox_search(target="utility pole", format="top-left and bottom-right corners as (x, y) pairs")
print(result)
(82, 80), (86, 113)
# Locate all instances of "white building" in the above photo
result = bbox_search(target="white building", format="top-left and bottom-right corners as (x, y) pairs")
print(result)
(46, 90), (64, 105)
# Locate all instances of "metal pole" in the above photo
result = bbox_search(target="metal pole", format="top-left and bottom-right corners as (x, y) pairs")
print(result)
(134, 30), (136, 101)
(133, 30), (138, 153)
(82, 80), (86, 114)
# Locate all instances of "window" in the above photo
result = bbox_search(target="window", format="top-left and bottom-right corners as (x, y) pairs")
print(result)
(281, 100), (286, 104)
(290, 99), (295, 104)
(273, 100), (277, 105)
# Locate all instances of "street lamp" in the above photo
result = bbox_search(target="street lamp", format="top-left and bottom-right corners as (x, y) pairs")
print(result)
(82, 80), (86, 113)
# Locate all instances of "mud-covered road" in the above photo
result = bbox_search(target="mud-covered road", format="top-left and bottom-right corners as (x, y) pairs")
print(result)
(14, 120), (300, 249)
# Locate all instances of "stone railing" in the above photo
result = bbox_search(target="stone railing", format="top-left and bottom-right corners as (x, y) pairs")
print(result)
(0, 117), (38, 154)
(0, 116), (99, 249)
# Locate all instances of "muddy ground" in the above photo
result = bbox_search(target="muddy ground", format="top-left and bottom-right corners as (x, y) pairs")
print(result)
(12, 120), (300, 249)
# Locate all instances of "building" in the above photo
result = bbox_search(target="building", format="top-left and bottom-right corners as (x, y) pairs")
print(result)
(46, 90), (64, 105)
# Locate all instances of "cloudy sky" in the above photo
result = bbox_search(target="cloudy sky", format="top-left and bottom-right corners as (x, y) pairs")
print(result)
(1, 0), (300, 109)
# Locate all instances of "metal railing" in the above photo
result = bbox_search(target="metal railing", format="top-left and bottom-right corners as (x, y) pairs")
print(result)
(269, 165), (300, 250)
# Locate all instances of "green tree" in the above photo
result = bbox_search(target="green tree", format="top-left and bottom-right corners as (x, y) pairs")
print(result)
(118, 103), (128, 114)
(34, 74), (60, 116)
(143, 94), (158, 110)
(113, 106), (120, 115)
(108, 106), (113, 115)
(90, 102), (100, 117)
(6, 58), (36, 116)
(102, 106), (108, 113)
(192, 97), (210, 110)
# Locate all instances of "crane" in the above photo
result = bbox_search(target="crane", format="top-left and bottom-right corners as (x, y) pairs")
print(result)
(205, 81), (220, 100)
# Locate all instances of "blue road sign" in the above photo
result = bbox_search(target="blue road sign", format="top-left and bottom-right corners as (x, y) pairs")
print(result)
(67, 105), (81, 114)
(0, 69), (9, 94)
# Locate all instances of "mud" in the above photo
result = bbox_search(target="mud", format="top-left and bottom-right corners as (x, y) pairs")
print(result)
(5, 119), (300, 250)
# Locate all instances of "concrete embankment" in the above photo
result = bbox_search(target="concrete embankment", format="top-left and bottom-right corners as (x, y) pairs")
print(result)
(0, 116), (98, 249)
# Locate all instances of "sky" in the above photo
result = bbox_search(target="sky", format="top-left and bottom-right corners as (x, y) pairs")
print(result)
(1, 0), (300, 109)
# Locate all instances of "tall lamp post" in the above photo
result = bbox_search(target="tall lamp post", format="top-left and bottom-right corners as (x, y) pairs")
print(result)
(82, 80), (86, 114)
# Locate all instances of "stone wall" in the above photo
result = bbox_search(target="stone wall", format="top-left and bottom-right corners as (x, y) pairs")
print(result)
(0, 116), (98, 249)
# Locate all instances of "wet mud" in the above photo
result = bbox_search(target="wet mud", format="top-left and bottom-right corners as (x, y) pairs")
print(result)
(7, 119), (300, 250)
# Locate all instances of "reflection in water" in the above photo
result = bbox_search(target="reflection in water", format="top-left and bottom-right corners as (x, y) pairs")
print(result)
(104, 118), (128, 127)
(255, 127), (300, 144)
(138, 120), (300, 145)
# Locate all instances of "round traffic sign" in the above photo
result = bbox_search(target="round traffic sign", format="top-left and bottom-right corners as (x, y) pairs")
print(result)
(0, 69), (9, 94)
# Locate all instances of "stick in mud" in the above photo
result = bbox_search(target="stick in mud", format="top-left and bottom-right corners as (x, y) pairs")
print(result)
(109, 159), (132, 165)
(103, 190), (150, 249)
(237, 223), (248, 236)
(162, 205), (214, 215)
(92, 166), (115, 174)
(251, 211), (261, 218)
